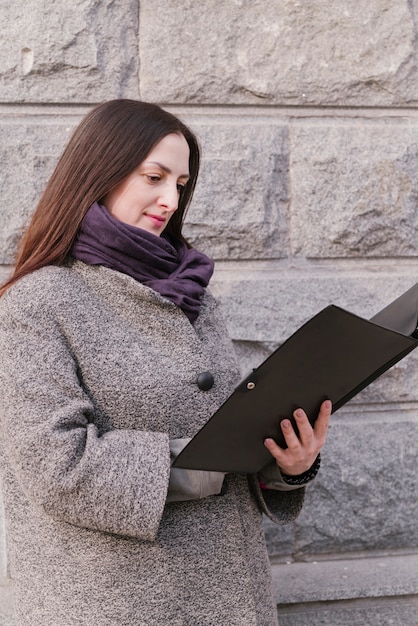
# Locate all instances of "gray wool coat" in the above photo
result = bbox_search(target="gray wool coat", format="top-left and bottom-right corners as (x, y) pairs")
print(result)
(0, 259), (305, 626)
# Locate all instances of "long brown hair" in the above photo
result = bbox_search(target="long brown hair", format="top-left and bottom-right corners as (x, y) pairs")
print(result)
(0, 99), (200, 296)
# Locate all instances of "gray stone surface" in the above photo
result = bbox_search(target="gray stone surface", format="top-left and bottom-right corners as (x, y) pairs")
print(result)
(290, 120), (418, 258)
(0, 115), (80, 263)
(183, 118), (289, 259)
(0, 580), (13, 626)
(140, 0), (418, 106)
(0, 268), (11, 286)
(211, 269), (417, 339)
(272, 552), (418, 603)
(277, 598), (418, 626)
(0, 490), (6, 578)
(273, 554), (418, 626)
(0, 0), (138, 102)
(265, 414), (418, 557)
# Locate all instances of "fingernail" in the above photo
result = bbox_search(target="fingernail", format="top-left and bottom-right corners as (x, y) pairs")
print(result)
(264, 438), (273, 446)
(324, 400), (331, 409)
(294, 409), (303, 419)
(282, 419), (291, 428)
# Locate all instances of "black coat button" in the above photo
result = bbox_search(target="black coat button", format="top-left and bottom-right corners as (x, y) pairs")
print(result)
(197, 371), (214, 391)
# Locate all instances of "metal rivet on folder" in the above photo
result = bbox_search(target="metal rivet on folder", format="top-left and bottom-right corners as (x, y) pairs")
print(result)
(247, 381), (256, 390)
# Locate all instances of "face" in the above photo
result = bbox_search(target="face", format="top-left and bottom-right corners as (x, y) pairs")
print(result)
(102, 133), (190, 236)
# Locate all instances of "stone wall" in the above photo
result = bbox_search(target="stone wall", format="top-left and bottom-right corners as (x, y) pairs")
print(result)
(1, 1), (418, 624)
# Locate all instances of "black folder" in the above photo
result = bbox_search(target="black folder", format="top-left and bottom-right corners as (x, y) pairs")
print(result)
(173, 283), (418, 474)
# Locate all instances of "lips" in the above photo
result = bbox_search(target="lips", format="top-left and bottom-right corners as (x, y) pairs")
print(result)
(146, 214), (166, 227)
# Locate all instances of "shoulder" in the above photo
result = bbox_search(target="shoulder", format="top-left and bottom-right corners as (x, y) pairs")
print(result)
(0, 264), (84, 318)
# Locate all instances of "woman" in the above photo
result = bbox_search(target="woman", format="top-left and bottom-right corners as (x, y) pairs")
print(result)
(0, 100), (330, 626)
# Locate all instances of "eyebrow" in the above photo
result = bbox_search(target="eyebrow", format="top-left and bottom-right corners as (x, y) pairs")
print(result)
(147, 161), (190, 179)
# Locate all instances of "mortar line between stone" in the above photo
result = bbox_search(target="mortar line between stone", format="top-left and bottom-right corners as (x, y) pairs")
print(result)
(2, 102), (418, 120)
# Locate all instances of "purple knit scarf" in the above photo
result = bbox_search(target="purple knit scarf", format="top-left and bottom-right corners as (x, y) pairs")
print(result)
(71, 202), (214, 323)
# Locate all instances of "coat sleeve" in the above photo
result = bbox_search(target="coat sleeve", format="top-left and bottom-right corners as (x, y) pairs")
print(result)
(247, 475), (305, 524)
(0, 295), (170, 541)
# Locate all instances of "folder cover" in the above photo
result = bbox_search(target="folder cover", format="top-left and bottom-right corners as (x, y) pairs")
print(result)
(173, 283), (418, 474)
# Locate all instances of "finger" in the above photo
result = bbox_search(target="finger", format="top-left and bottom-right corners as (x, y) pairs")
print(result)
(263, 435), (290, 468)
(265, 421), (310, 474)
(263, 418), (300, 457)
(263, 436), (282, 458)
(294, 401), (332, 446)
(279, 417), (303, 450)
(292, 408), (315, 445)
(313, 399), (332, 446)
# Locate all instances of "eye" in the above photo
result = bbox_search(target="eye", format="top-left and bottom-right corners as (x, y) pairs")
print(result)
(177, 183), (186, 193)
(146, 175), (161, 183)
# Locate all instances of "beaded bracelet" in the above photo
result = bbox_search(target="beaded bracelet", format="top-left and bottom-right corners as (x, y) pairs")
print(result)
(281, 454), (321, 486)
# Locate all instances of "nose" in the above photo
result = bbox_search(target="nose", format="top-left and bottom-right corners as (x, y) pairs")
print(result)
(158, 181), (179, 213)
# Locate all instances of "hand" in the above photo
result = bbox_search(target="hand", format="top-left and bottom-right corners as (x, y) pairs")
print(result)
(263, 399), (331, 476)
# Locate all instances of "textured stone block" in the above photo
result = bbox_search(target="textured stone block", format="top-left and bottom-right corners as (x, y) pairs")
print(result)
(0, 117), (79, 263)
(183, 118), (289, 259)
(0, 490), (6, 578)
(211, 271), (417, 341)
(272, 553), (418, 603)
(140, 0), (417, 106)
(0, 581), (14, 626)
(277, 597), (418, 626)
(0, 268), (11, 286)
(0, 0), (138, 102)
(266, 416), (418, 557)
(290, 120), (418, 258)
(273, 555), (418, 625)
